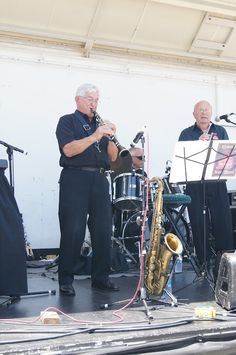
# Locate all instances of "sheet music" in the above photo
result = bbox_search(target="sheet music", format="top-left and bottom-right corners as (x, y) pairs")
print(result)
(169, 140), (236, 183)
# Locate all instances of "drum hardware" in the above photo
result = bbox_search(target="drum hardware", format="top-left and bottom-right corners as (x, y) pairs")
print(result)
(110, 154), (133, 178)
(112, 209), (141, 264)
(119, 211), (143, 264)
(111, 236), (137, 264)
(119, 235), (141, 240)
(113, 173), (145, 211)
(160, 160), (202, 277)
(163, 197), (201, 277)
(136, 214), (143, 226)
(112, 176), (150, 264)
(163, 160), (183, 194)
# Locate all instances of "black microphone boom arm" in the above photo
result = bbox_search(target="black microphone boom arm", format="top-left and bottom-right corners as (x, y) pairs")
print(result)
(130, 131), (144, 147)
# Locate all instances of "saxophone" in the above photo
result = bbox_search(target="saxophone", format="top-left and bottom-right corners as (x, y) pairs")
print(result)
(145, 177), (183, 296)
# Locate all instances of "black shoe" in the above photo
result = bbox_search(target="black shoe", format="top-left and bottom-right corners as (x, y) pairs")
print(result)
(92, 280), (120, 291)
(59, 284), (76, 296)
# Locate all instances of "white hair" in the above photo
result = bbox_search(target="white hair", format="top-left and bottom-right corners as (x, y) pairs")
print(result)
(75, 83), (99, 97)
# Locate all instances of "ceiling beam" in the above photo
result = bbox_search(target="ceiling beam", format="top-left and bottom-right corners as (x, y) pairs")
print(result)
(86, 0), (105, 38)
(193, 39), (226, 50)
(1, 30), (236, 70)
(82, 0), (105, 57)
(83, 39), (94, 58)
(190, 12), (236, 56)
(151, 0), (236, 16)
(130, 0), (151, 42)
(206, 15), (236, 28)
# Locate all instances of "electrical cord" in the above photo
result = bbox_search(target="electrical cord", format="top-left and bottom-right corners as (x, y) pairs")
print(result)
(1, 318), (236, 352)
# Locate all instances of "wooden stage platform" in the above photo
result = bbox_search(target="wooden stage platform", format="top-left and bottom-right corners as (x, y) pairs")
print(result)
(1, 261), (236, 354)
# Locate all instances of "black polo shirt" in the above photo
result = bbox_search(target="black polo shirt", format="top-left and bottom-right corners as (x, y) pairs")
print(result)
(56, 110), (110, 169)
(178, 122), (229, 141)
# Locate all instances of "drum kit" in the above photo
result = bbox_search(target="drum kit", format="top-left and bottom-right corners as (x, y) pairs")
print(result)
(110, 155), (191, 266)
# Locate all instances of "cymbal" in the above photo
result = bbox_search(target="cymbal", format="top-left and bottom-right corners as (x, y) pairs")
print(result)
(110, 152), (132, 177)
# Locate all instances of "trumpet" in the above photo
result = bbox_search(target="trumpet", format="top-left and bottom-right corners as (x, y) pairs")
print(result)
(91, 109), (129, 158)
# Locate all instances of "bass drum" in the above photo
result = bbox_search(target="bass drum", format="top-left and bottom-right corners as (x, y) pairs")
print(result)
(113, 173), (144, 211)
(114, 206), (192, 264)
(120, 211), (143, 263)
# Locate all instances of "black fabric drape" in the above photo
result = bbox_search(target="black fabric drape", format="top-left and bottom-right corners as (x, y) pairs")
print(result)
(0, 169), (27, 295)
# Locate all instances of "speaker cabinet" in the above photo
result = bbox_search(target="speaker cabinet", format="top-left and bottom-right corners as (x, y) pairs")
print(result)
(231, 206), (236, 231)
(228, 191), (236, 248)
(215, 252), (236, 310)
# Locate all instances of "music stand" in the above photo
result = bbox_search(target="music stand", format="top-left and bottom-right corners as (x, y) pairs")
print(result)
(170, 139), (236, 289)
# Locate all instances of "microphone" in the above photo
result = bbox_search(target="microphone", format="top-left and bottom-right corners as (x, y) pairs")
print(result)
(215, 113), (234, 122)
(130, 131), (144, 147)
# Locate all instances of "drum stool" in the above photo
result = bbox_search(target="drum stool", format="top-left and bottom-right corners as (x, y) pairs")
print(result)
(163, 193), (191, 229)
(215, 251), (236, 310)
(163, 193), (201, 277)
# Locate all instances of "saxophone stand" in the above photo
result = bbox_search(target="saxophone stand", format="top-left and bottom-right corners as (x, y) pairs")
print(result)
(160, 257), (179, 306)
(0, 140), (56, 303)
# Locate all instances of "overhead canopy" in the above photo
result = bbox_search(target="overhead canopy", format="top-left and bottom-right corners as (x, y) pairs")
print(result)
(0, 0), (236, 71)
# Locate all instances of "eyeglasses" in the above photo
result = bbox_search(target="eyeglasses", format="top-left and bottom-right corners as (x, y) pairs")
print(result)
(134, 156), (143, 160)
(81, 96), (99, 104)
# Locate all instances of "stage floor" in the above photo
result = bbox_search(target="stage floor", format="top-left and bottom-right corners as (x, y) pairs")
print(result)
(1, 261), (236, 354)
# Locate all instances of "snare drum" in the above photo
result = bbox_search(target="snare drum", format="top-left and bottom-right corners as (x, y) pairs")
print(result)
(113, 172), (144, 210)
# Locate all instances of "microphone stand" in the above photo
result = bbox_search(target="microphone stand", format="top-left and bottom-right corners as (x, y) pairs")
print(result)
(0, 140), (56, 302)
(225, 118), (236, 126)
(99, 133), (154, 318)
(216, 113), (236, 126)
(0, 140), (27, 191)
(135, 133), (153, 319)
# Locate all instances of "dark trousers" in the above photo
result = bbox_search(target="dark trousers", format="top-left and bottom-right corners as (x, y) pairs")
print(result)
(186, 181), (234, 265)
(58, 168), (112, 285)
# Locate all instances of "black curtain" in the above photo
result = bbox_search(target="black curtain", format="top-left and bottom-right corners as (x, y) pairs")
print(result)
(0, 169), (28, 295)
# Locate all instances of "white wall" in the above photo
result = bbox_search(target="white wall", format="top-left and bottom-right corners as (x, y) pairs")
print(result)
(0, 44), (236, 248)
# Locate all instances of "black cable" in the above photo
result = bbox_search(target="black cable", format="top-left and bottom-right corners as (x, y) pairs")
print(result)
(0, 328), (90, 346)
(1, 316), (236, 348)
(84, 329), (236, 355)
(90, 319), (192, 333)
